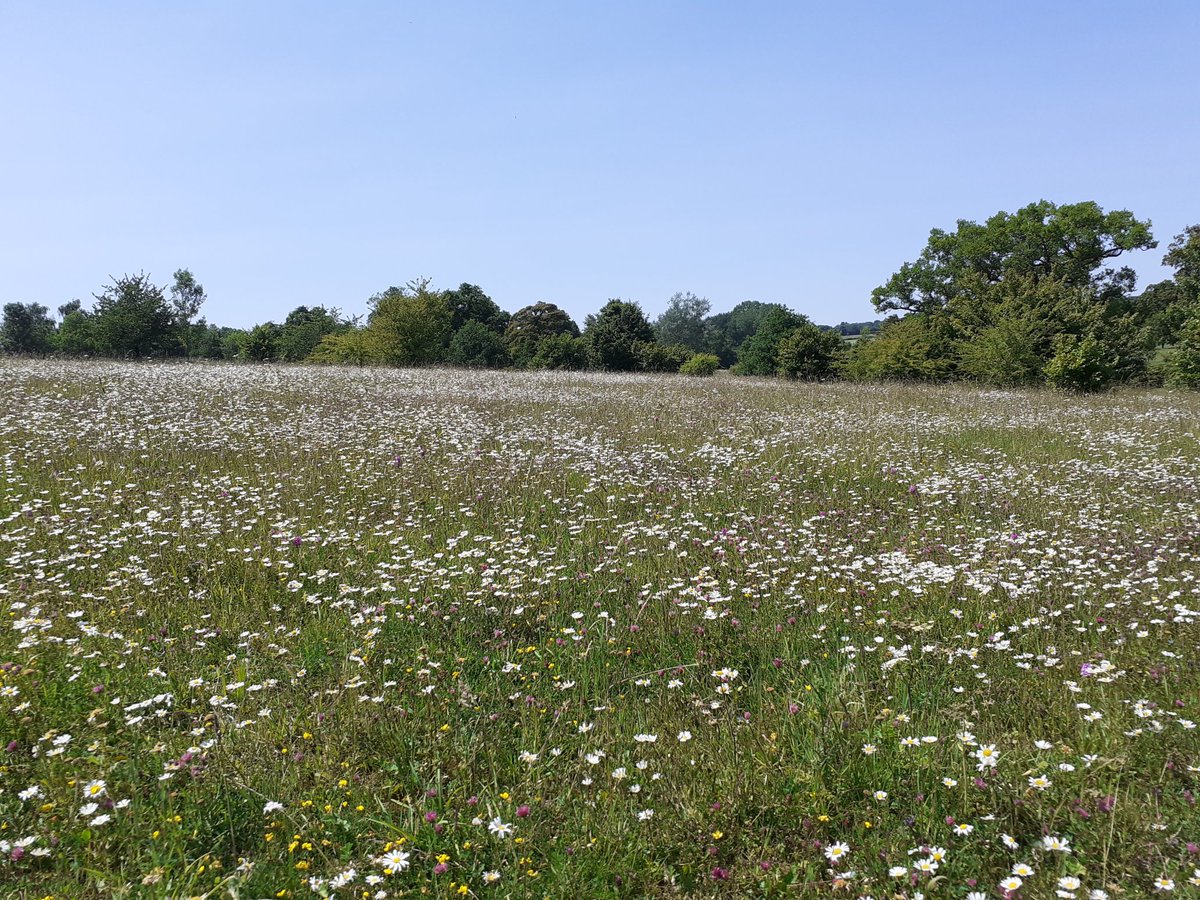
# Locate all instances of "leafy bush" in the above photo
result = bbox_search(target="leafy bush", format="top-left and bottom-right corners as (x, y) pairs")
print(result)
(679, 353), (720, 376)
(1166, 310), (1200, 388)
(634, 341), (692, 373)
(955, 318), (1046, 386)
(775, 323), (843, 379)
(584, 300), (654, 371)
(309, 330), (372, 365)
(1043, 333), (1119, 392)
(528, 334), (590, 370)
(448, 321), (508, 368)
(843, 315), (953, 381)
(735, 308), (808, 376)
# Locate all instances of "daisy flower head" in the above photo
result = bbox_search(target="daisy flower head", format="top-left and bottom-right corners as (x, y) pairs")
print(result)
(1042, 835), (1071, 853)
(378, 850), (410, 874)
(824, 841), (850, 863)
(488, 816), (514, 839)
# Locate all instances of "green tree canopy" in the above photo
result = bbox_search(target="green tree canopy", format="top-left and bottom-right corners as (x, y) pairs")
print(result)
(872, 201), (1155, 315)
(364, 279), (452, 366)
(169, 269), (206, 354)
(444, 283), (509, 333)
(447, 320), (508, 368)
(92, 273), (177, 357)
(703, 300), (792, 366)
(1, 302), (56, 354)
(504, 302), (580, 366)
(584, 299), (654, 371)
(653, 292), (710, 351)
(775, 321), (844, 379)
(735, 308), (808, 376)
(276, 305), (346, 361)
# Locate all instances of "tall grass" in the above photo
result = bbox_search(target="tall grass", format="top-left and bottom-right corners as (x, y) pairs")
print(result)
(0, 360), (1197, 898)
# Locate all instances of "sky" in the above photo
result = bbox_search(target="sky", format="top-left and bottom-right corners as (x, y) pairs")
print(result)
(1, 2), (1198, 329)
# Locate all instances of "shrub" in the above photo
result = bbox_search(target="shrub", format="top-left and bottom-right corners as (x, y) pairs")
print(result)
(447, 321), (508, 369)
(1166, 310), (1200, 388)
(679, 353), (720, 376)
(1043, 333), (1119, 392)
(775, 324), (843, 379)
(584, 300), (654, 371)
(528, 334), (590, 370)
(309, 330), (373, 366)
(843, 315), (953, 381)
(635, 341), (692, 373)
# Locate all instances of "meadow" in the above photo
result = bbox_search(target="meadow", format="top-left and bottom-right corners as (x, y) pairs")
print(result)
(1, 359), (1198, 899)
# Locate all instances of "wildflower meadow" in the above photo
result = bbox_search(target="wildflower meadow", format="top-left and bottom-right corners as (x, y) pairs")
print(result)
(1, 359), (1198, 899)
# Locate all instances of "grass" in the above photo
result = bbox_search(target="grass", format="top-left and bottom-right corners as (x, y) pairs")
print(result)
(0, 359), (1198, 899)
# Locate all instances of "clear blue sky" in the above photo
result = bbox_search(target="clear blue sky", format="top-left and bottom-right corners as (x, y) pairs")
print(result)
(2, 2), (1197, 329)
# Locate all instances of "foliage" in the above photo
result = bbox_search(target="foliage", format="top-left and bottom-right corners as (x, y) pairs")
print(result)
(584, 299), (654, 371)
(275, 306), (346, 362)
(504, 302), (580, 367)
(1043, 332), (1121, 392)
(702, 300), (791, 366)
(527, 333), (590, 370)
(169, 269), (207, 355)
(55, 305), (95, 355)
(447, 320), (509, 368)
(679, 352), (720, 376)
(843, 314), (954, 381)
(309, 329), (373, 366)
(634, 341), (692, 373)
(1166, 308), (1200, 388)
(364, 280), (452, 366)
(91, 273), (178, 357)
(1, 302), (56, 353)
(241, 322), (281, 361)
(734, 308), (808, 376)
(1164, 224), (1200, 298)
(872, 200), (1154, 315)
(774, 321), (844, 379)
(444, 283), (509, 333)
(653, 291), (710, 351)
(831, 319), (885, 336)
(1136, 280), (1189, 347)
(188, 322), (245, 360)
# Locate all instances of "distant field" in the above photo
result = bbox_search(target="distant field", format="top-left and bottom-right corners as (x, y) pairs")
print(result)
(1, 360), (1198, 898)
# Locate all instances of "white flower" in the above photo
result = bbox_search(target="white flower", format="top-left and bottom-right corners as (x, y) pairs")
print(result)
(638, 809), (654, 820)
(377, 850), (409, 873)
(264, 801), (284, 814)
(677, 730), (692, 742)
(824, 841), (850, 862)
(488, 817), (514, 839)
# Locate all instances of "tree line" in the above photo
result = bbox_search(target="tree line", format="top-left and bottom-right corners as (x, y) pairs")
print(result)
(4, 200), (1200, 390)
